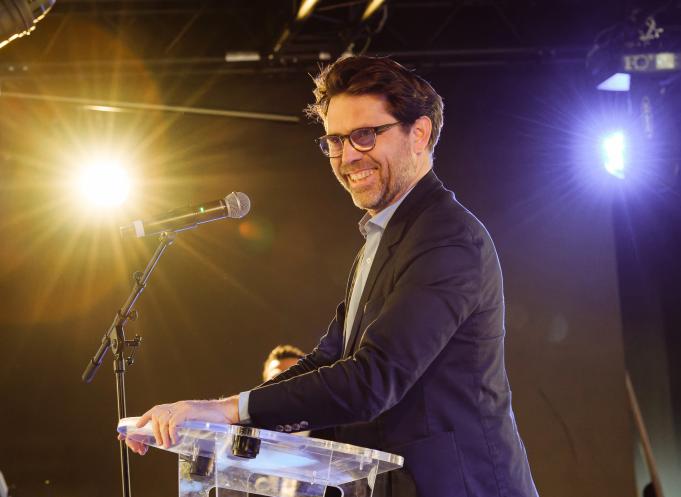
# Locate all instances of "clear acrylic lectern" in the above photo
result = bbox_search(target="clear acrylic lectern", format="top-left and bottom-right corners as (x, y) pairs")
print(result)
(118, 417), (403, 497)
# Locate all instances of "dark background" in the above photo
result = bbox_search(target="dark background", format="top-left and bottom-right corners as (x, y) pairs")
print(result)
(1, 1), (680, 497)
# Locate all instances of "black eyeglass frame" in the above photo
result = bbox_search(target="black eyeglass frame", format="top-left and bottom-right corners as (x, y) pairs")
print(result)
(315, 122), (402, 158)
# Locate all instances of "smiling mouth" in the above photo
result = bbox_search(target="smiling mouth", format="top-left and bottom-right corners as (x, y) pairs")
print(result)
(347, 169), (375, 183)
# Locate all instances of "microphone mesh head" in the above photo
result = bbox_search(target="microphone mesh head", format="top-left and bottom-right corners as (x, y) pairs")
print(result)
(224, 192), (251, 218)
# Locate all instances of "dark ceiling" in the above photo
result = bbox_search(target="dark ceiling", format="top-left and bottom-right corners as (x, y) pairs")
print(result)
(1, 0), (678, 82)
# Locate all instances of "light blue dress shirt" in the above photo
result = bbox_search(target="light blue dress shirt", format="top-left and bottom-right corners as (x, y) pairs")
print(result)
(342, 196), (406, 352)
(239, 188), (414, 425)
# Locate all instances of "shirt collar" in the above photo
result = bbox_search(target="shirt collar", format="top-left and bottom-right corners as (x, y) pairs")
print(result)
(358, 185), (415, 238)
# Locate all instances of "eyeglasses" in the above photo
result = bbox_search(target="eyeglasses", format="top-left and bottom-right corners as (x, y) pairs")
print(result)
(315, 122), (402, 158)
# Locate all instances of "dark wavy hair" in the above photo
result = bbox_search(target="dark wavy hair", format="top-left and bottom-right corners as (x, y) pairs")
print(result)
(262, 344), (305, 379)
(305, 56), (444, 152)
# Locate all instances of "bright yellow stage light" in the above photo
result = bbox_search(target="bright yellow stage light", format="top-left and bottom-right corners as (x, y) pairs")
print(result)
(76, 158), (132, 207)
(296, 0), (319, 20)
(362, 0), (386, 20)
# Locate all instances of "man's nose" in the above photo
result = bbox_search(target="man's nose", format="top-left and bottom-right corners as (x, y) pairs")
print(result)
(341, 137), (363, 163)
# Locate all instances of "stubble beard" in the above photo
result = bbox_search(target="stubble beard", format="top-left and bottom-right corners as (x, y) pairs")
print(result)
(339, 154), (417, 213)
(350, 166), (389, 212)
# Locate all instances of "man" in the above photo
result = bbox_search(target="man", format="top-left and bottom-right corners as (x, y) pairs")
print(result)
(125, 56), (538, 497)
(262, 344), (305, 382)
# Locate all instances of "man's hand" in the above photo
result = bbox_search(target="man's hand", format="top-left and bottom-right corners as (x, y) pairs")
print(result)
(119, 396), (240, 454)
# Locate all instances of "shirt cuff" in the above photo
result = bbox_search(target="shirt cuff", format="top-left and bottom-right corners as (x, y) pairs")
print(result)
(238, 390), (252, 424)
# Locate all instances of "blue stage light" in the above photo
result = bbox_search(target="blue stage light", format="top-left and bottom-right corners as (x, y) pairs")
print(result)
(602, 131), (626, 179)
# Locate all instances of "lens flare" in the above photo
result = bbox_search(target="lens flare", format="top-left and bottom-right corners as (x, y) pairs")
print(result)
(76, 157), (132, 207)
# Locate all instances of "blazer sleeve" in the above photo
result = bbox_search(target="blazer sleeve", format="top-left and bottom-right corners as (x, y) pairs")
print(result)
(247, 222), (482, 431)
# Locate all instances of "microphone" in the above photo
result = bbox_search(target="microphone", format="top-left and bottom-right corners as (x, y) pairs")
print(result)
(120, 192), (250, 238)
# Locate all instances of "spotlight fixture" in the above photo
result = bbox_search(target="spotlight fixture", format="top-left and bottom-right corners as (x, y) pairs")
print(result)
(597, 73), (631, 92)
(224, 51), (261, 63)
(361, 0), (386, 21)
(596, 52), (680, 91)
(296, 0), (319, 21)
(589, 12), (681, 92)
(0, 0), (55, 50)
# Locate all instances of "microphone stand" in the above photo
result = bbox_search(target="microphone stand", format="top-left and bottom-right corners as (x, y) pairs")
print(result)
(81, 231), (177, 497)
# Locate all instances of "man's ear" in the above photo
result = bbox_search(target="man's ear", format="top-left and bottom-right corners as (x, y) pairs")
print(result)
(410, 116), (432, 154)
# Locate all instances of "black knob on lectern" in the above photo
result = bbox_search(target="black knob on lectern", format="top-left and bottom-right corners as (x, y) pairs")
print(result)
(231, 434), (261, 459)
(189, 454), (214, 477)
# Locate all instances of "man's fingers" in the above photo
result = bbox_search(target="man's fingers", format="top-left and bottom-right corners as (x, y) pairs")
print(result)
(169, 418), (178, 445)
(151, 416), (163, 446)
(160, 415), (173, 448)
(129, 438), (147, 455)
(136, 410), (153, 428)
(124, 399), (232, 450)
(120, 435), (148, 455)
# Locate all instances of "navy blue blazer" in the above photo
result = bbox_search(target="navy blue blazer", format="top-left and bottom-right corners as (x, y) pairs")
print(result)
(248, 171), (538, 497)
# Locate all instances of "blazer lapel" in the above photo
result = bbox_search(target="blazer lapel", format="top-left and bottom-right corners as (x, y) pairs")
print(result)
(343, 170), (443, 356)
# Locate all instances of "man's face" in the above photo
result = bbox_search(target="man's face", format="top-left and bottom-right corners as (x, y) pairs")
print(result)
(263, 357), (299, 382)
(324, 93), (423, 215)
